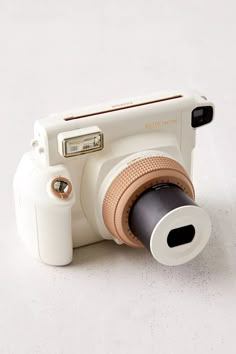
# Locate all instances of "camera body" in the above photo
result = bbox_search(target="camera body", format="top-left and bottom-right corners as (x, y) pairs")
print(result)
(14, 90), (214, 266)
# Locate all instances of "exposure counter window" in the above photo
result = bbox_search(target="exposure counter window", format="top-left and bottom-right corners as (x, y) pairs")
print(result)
(58, 126), (104, 157)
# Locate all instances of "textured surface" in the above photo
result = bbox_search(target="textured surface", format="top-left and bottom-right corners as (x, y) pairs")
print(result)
(103, 155), (193, 246)
(1, 1), (236, 354)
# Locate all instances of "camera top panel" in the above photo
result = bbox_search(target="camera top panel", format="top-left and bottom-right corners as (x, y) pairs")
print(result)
(37, 90), (213, 130)
(33, 90), (214, 166)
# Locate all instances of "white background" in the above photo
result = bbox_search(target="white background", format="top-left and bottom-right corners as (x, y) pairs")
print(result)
(1, 1), (236, 353)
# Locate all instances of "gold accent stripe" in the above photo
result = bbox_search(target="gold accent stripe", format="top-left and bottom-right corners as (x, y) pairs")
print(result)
(64, 95), (183, 121)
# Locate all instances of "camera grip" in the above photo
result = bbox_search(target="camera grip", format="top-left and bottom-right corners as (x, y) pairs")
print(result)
(36, 205), (73, 266)
(14, 152), (75, 266)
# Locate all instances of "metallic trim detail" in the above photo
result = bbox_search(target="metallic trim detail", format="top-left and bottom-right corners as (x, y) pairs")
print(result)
(50, 176), (72, 199)
(102, 156), (194, 248)
(62, 132), (104, 157)
(64, 95), (182, 121)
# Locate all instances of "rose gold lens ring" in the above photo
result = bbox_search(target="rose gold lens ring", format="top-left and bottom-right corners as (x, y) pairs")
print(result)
(102, 156), (195, 248)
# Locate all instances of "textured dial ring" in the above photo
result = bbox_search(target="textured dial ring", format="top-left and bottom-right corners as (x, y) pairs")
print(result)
(102, 156), (195, 247)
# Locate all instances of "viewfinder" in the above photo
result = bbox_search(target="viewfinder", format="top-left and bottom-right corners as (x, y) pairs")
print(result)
(191, 106), (213, 128)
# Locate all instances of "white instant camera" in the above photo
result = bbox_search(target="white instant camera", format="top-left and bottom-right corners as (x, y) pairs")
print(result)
(14, 91), (214, 266)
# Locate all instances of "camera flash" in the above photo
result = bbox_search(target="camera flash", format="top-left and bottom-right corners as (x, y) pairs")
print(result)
(58, 126), (104, 157)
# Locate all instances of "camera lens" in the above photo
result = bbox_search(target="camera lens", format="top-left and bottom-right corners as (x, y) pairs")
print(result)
(167, 224), (195, 248)
(191, 106), (213, 128)
(129, 183), (211, 265)
(102, 154), (211, 265)
(129, 184), (196, 250)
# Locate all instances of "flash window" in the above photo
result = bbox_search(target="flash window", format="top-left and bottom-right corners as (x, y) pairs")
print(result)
(58, 126), (104, 158)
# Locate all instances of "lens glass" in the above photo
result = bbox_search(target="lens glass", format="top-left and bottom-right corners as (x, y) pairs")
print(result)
(167, 224), (195, 248)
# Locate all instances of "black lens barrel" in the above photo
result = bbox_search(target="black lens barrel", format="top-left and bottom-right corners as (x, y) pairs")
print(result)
(128, 184), (197, 250)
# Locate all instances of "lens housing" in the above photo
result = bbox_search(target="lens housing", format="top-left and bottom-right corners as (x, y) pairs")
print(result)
(129, 184), (196, 250)
(128, 183), (211, 265)
(102, 153), (211, 265)
(191, 106), (213, 128)
(102, 154), (194, 248)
